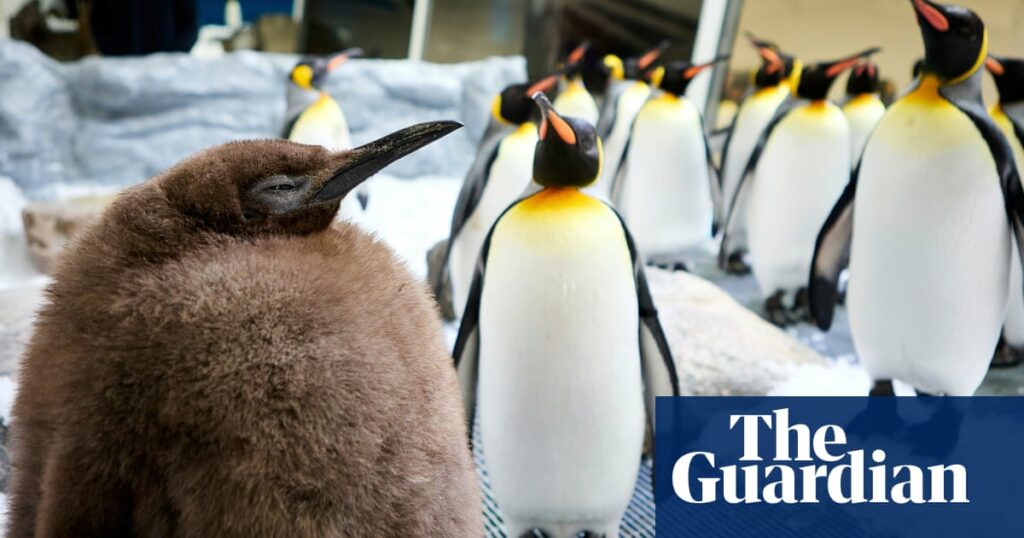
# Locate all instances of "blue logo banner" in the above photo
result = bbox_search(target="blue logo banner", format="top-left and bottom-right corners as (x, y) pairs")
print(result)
(654, 397), (1024, 537)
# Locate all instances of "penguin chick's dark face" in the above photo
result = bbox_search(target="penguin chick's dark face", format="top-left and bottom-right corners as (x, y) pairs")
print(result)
(846, 61), (880, 95)
(986, 56), (1024, 104)
(912, 0), (986, 82)
(494, 75), (559, 125)
(162, 121), (461, 236)
(531, 93), (601, 188)
(797, 48), (880, 100)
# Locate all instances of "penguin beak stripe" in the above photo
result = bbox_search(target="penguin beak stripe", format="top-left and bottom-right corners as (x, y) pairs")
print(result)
(526, 74), (559, 96)
(568, 42), (588, 64)
(637, 43), (667, 70)
(311, 121), (463, 203)
(759, 48), (783, 74)
(913, 0), (949, 32)
(826, 57), (862, 78)
(986, 57), (1005, 75)
(684, 63), (713, 80)
(547, 111), (577, 145)
(327, 48), (364, 71)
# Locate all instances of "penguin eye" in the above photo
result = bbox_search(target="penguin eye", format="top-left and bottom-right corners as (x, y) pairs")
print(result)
(270, 184), (295, 191)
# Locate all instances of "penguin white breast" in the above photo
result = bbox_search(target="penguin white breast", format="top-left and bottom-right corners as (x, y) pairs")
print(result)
(288, 94), (352, 150)
(554, 79), (600, 126)
(590, 82), (651, 198)
(617, 95), (713, 256)
(478, 189), (645, 523)
(843, 94), (886, 165)
(721, 86), (790, 208)
(848, 88), (1010, 395)
(450, 124), (538, 318)
(747, 102), (850, 295)
(993, 109), (1024, 347)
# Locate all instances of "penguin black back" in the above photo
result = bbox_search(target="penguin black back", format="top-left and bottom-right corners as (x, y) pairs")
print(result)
(7, 123), (485, 537)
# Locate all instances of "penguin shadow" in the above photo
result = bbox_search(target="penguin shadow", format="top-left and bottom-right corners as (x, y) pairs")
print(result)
(846, 387), (964, 461)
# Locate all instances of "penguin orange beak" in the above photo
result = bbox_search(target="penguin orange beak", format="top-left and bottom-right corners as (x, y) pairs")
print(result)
(912, 0), (949, 32)
(567, 41), (589, 65)
(327, 47), (365, 72)
(824, 48), (882, 77)
(684, 55), (730, 79)
(311, 121), (462, 203)
(525, 73), (560, 96)
(532, 92), (576, 145)
(986, 56), (1006, 75)
(637, 40), (670, 71)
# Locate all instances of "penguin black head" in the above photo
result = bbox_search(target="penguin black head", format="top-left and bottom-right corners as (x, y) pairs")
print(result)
(492, 74), (560, 125)
(162, 121), (461, 236)
(911, 0), (986, 83)
(746, 32), (787, 88)
(530, 92), (601, 188)
(846, 61), (881, 95)
(289, 47), (364, 91)
(985, 56), (1024, 105)
(912, 58), (925, 78)
(604, 41), (670, 82)
(796, 48), (881, 100)
(650, 57), (729, 96)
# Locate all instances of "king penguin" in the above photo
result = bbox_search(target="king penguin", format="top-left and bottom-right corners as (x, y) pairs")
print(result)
(7, 122), (485, 536)
(284, 49), (369, 221)
(842, 60), (887, 165)
(453, 93), (680, 538)
(985, 55), (1024, 367)
(809, 0), (1024, 396)
(721, 47), (879, 325)
(611, 59), (727, 268)
(436, 73), (560, 320)
(589, 41), (669, 198)
(553, 42), (600, 126)
(718, 33), (801, 274)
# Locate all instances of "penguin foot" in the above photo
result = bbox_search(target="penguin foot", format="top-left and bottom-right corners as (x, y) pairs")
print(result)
(576, 532), (606, 538)
(518, 530), (550, 538)
(764, 291), (790, 326)
(869, 379), (895, 396)
(724, 252), (751, 275)
(651, 259), (688, 272)
(787, 287), (810, 323)
(991, 339), (1023, 368)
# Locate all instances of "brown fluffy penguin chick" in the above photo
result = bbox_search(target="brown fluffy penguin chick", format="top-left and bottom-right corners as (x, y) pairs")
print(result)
(7, 122), (484, 537)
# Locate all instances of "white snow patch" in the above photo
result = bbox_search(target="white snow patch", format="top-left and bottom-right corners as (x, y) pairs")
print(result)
(0, 376), (17, 421)
(359, 174), (461, 279)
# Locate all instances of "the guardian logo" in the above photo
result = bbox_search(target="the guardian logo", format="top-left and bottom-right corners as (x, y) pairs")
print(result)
(672, 408), (969, 505)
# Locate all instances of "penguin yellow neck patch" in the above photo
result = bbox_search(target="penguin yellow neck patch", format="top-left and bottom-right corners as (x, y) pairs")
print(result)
(496, 188), (626, 254)
(904, 76), (944, 106)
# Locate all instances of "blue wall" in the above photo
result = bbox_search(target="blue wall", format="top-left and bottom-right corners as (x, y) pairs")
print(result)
(197, 0), (294, 26)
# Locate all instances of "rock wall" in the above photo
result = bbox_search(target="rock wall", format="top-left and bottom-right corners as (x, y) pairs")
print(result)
(0, 40), (525, 197)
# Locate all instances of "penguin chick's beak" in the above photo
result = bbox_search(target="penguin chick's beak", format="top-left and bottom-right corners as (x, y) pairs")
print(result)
(912, 0), (950, 32)
(532, 92), (576, 145)
(825, 47), (882, 77)
(986, 56), (1005, 75)
(684, 56), (730, 79)
(311, 121), (462, 203)
(327, 47), (365, 71)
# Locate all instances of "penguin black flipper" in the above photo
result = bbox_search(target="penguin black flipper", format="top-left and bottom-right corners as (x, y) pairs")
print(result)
(699, 115), (724, 235)
(596, 85), (623, 140)
(939, 83), (1024, 301)
(452, 202), (511, 439)
(281, 115), (299, 139)
(718, 98), (802, 268)
(607, 205), (681, 424)
(609, 135), (632, 204)
(808, 164), (859, 330)
(717, 108), (741, 191)
(431, 122), (509, 298)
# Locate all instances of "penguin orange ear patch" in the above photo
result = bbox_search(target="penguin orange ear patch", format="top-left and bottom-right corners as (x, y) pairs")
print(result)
(546, 111), (577, 144)
(914, 0), (949, 32)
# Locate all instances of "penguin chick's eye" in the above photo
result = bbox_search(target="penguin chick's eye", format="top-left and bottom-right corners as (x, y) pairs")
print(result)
(269, 184), (295, 191)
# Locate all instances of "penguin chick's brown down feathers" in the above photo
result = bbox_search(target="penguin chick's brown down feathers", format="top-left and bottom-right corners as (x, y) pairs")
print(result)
(7, 123), (483, 537)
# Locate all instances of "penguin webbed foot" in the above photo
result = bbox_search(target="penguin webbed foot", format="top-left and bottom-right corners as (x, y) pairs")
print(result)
(787, 287), (811, 324)
(764, 290), (790, 326)
(649, 257), (689, 272)
(724, 251), (751, 275)
(991, 337), (1023, 368)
